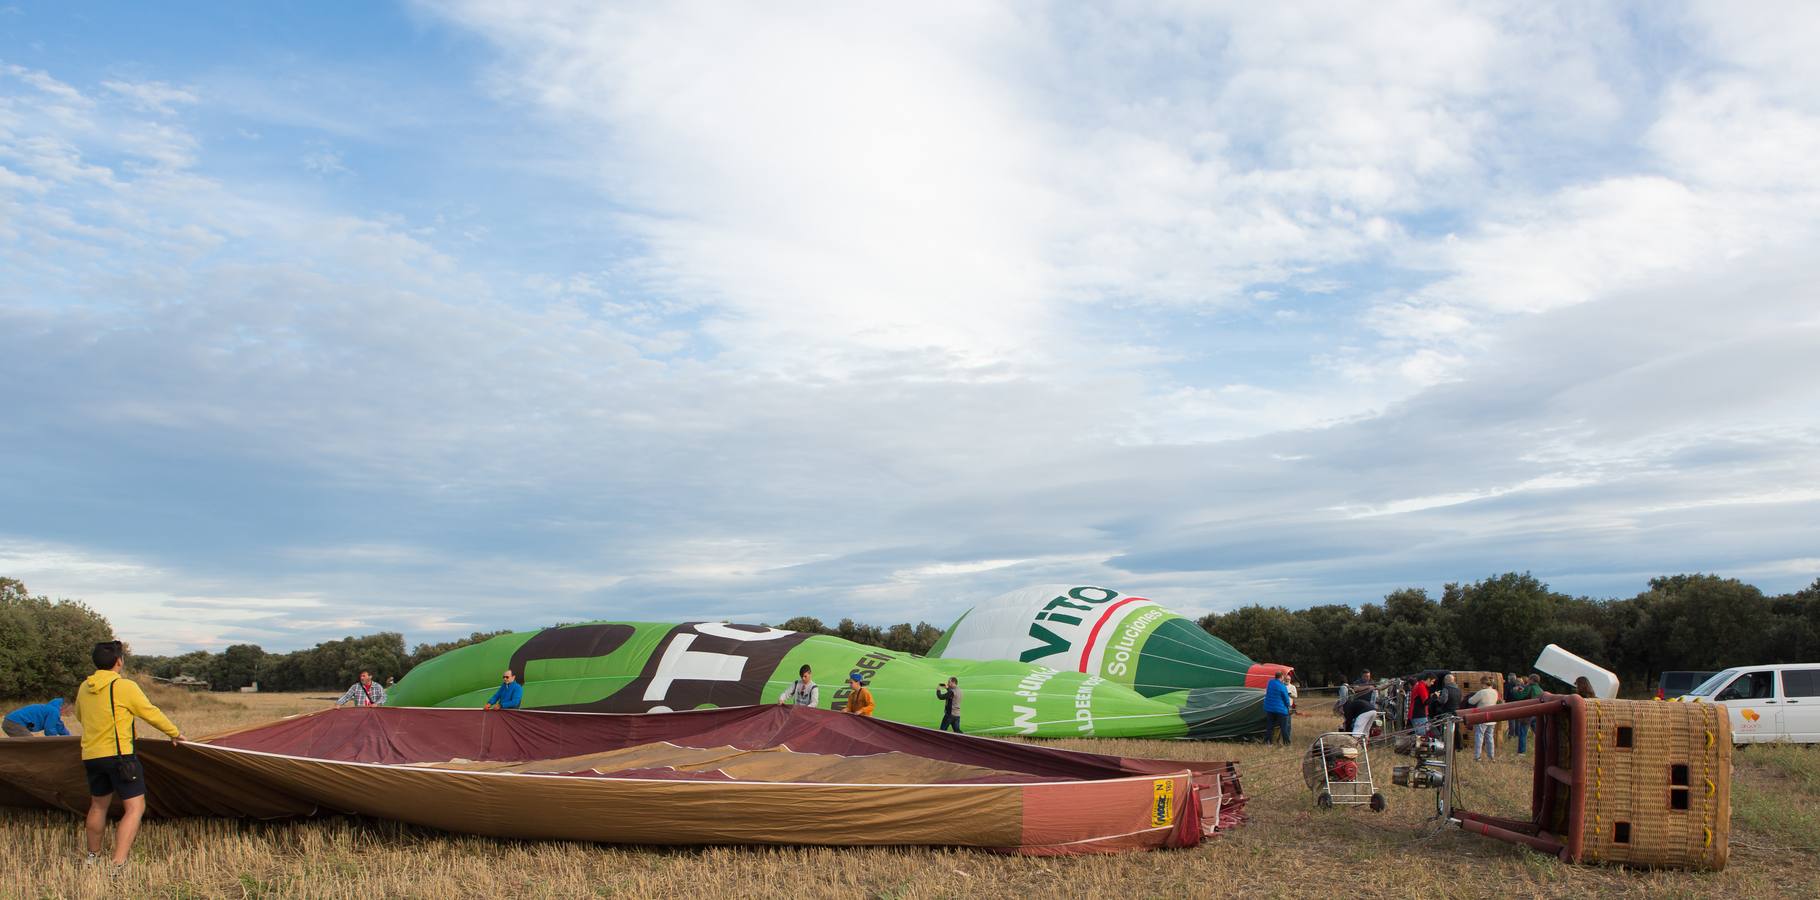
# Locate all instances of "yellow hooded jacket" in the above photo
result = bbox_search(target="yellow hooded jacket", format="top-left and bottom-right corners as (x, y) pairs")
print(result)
(75, 670), (180, 761)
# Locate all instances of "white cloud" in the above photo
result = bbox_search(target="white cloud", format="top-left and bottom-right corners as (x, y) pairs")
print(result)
(102, 79), (198, 115)
(301, 147), (349, 175)
(1, 6), (1817, 652)
(430, 1), (1647, 378)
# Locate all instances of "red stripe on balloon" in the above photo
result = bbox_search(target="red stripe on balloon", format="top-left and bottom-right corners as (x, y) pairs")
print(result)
(1079, 596), (1148, 673)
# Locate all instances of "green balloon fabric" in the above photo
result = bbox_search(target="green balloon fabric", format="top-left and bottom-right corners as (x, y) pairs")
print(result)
(387, 617), (1266, 739)
(931, 585), (1287, 738)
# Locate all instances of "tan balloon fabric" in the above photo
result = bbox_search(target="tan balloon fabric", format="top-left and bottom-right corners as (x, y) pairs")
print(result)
(414, 741), (1024, 784)
(186, 741), (1028, 847)
(1, 705), (1244, 854)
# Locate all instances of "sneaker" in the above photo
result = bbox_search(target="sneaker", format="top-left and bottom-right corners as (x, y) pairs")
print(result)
(83, 852), (101, 867)
(108, 862), (128, 879)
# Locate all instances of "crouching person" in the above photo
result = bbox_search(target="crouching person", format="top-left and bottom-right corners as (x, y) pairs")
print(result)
(3, 697), (72, 737)
(77, 640), (185, 876)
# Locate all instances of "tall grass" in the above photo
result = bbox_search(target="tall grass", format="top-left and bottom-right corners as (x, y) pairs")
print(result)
(3, 696), (1816, 898)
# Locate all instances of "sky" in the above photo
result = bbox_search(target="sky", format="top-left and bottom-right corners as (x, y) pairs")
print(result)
(2, 2), (1816, 654)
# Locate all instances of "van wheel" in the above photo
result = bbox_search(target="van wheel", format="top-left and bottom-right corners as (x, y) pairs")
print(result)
(1370, 793), (1387, 812)
(1317, 792), (1333, 809)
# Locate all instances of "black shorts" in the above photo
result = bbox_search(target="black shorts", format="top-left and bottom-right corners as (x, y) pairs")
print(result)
(83, 755), (146, 800)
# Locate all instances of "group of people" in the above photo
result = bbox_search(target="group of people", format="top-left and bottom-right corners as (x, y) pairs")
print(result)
(1260, 667), (1554, 758)
(776, 665), (964, 732)
(1405, 670), (1547, 759)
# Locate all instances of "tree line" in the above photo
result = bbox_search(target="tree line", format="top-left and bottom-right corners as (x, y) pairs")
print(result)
(131, 631), (514, 694)
(1199, 572), (1820, 690)
(768, 617), (945, 656)
(8, 572), (1816, 701)
(121, 618), (947, 695)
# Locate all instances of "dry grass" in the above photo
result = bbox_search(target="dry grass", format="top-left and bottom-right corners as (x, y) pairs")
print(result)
(5, 693), (1818, 899)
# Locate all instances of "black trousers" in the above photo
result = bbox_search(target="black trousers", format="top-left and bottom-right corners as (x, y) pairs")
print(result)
(1264, 711), (1292, 744)
(940, 713), (962, 732)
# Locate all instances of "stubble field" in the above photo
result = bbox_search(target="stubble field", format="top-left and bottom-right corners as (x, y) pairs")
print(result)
(3, 686), (1817, 899)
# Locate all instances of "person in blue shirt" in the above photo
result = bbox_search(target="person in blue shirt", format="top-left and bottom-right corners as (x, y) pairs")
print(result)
(3, 697), (72, 737)
(485, 669), (523, 710)
(1262, 670), (1294, 745)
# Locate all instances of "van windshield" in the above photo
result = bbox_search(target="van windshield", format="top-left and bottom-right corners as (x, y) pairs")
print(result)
(1685, 671), (1735, 697)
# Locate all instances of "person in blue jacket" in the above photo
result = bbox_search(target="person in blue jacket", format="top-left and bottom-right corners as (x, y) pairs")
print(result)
(484, 669), (523, 710)
(1262, 670), (1294, 745)
(3, 697), (72, 737)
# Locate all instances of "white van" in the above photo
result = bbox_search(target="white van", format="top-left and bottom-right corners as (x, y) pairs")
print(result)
(1677, 664), (1820, 744)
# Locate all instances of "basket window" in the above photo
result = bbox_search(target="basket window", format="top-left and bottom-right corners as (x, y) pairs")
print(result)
(1613, 821), (1631, 844)
(1671, 788), (1690, 810)
(1615, 726), (1633, 748)
(1671, 764), (1689, 787)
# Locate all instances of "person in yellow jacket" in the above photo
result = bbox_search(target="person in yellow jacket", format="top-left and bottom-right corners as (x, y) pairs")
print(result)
(844, 672), (875, 717)
(75, 640), (185, 873)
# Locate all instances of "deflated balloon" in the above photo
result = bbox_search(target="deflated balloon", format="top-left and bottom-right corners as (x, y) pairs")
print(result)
(930, 585), (1289, 737)
(387, 619), (1262, 739)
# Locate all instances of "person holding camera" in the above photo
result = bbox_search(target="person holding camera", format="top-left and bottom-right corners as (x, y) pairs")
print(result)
(76, 640), (185, 875)
(936, 677), (962, 732)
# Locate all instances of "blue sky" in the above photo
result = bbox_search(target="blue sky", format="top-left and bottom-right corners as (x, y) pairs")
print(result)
(2, 2), (1816, 653)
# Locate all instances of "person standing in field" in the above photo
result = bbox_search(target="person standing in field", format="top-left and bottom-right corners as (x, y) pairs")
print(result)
(484, 669), (522, 710)
(936, 677), (963, 732)
(1516, 674), (1544, 754)
(779, 664), (819, 708)
(1468, 677), (1501, 760)
(77, 640), (185, 875)
(1262, 670), (1293, 745)
(1501, 672), (1520, 739)
(844, 672), (875, 717)
(3, 697), (72, 737)
(1407, 675), (1432, 735)
(334, 670), (386, 707)
(1437, 673), (1463, 716)
(1506, 675), (1530, 752)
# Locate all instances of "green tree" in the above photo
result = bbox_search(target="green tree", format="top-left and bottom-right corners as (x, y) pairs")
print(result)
(149, 650), (213, 681)
(1619, 574), (1769, 679)
(775, 616), (829, 634)
(208, 643), (266, 691)
(0, 577), (115, 701)
(1447, 572), (1565, 674)
(765, 617), (943, 655)
(1296, 604), (1362, 686)
(1371, 588), (1463, 676)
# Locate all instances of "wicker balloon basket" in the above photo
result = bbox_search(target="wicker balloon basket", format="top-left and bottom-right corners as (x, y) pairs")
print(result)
(1453, 694), (1731, 870)
(1559, 697), (1730, 869)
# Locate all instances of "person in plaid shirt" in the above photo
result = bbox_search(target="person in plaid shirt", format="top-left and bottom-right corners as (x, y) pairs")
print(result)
(334, 670), (387, 707)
